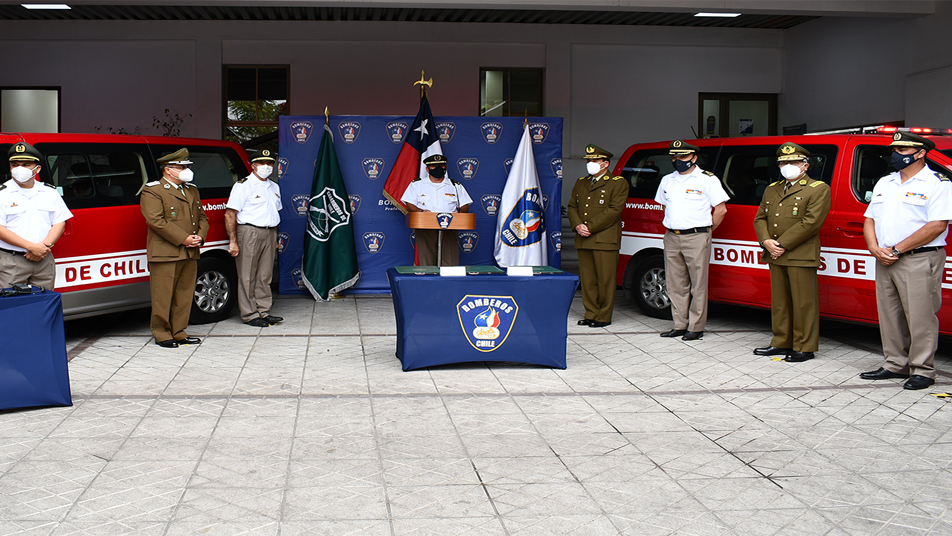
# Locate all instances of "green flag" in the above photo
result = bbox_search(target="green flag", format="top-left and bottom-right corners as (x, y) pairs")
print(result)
(302, 123), (360, 301)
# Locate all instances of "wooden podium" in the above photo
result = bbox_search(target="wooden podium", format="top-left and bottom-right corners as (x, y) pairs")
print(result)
(406, 212), (476, 267)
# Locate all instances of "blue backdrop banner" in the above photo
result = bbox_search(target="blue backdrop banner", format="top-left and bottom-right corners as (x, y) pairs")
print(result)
(278, 116), (563, 294)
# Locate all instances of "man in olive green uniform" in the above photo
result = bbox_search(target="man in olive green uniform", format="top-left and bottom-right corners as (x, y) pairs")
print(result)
(567, 144), (629, 328)
(141, 148), (208, 348)
(753, 142), (831, 362)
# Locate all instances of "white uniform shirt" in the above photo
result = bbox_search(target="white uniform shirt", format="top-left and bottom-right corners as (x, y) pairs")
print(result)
(654, 166), (730, 230)
(401, 177), (473, 212)
(226, 174), (281, 227)
(864, 167), (952, 248)
(0, 180), (73, 252)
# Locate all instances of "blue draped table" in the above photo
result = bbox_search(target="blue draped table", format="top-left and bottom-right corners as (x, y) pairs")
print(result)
(0, 289), (72, 411)
(387, 268), (579, 371)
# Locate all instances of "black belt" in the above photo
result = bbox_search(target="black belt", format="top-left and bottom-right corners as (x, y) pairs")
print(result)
(0, 247), (26, 256)
(900, 246), (943, 257)
(239, 223), (277, 230)
(667, 226), (710, 235)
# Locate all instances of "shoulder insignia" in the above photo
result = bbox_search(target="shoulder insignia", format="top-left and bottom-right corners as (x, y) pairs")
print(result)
(237, 177), (248, 184)
(937, 172), (950, 182)
(145, 181), (160, 187)
(184, 182), (194, 188)
(451, 179), (462, 185)
(577, 176), (588, 181)
(769, 180), (782, 187)
(702, 170), (716, 177)
(411, 178), (422, 183)
(0, 183), (6, 192)
(612, 175), (623, 181)
(810, 181), (824, 188)
(43, 182), (56, 188)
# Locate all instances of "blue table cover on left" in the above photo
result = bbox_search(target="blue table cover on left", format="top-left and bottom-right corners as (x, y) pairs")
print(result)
(0, 290), (72, 410)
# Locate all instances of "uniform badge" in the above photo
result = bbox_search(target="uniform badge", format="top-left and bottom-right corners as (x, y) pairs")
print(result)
(457, 295), (519, 352)
(164, 184), (171, 189)
(799, 179), (807, 185)
(458, 231), (478, 253)
(457, 158), (479, 180)
(781, 144), (796, 154)
(894, 132), (903, 141)
(672, 140), (682, 148)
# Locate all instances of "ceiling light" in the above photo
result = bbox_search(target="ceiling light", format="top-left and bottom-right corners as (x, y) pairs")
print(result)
(22, 4), (72, 9)
(695, 12), (741, 17)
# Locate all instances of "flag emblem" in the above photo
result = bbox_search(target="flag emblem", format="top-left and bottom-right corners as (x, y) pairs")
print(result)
(362, 158), (385, 180)
(338, 122), (361, 144)
(437, 122), (456, 144)
(481, 122), (503, 144)
(386, 121), (409, 144)
(457, 295), (519, 352)
(457, 158), (479, 180)
(290, 121), (313, 144)
(306, 187), (351, 242)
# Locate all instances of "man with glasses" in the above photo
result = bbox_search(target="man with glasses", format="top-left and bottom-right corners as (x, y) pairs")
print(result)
(401, 154), (472, 266)
(140, 148), (208, 348)
(860, 132), (952, 390)
(753, 142), (831, 362)
(0, 142), (73, 290)
(655, 140), (729, 341)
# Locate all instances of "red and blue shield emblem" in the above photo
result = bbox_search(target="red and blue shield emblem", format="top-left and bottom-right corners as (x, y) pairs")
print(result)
(457, 295), (519, 352)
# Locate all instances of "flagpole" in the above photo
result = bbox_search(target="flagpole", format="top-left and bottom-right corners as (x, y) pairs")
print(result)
(324, 106), (329, 125)
(414, 70), (433, 100)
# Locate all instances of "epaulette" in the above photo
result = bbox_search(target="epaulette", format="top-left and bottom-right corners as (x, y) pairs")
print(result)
(43, 182), (56, 188)
(145, 181), (160, 187)
(702, 170), (716, 177)
(809, 181), (824, 188)
(411, 178), (422, 182)
(451, 179), (462, 185)
(769, 180), (782, 187)
(611, 175), (622, 181)
(937, 172), (950, 182)
(184, 182), (194, 188)
(0, 183), (6, 192)
(237, 177), (248, 184)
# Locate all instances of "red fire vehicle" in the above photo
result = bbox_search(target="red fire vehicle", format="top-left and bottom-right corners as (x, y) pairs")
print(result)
(614, 128), (952, 334)
(0, 133), (252, 323)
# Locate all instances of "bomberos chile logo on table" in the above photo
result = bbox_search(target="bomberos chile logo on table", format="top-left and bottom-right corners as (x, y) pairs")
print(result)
(457, 295), (519, 352)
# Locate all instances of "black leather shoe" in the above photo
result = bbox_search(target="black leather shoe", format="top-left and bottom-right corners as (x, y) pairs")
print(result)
(753, 346), (791, 356)
(577, 319), (593, 326)
(156, 339), (178, 348)
(859, 367), (909, 380)
(178, 337), (201, 345)
(903, 375), (935, 390)
(784, 351), (814, 362)
(246, 318), (270, 327)
(589, 321), (611, 328)
(264, 315), (284, 324)
(682, 331), (703, 341)
(660, 329), (687, 338)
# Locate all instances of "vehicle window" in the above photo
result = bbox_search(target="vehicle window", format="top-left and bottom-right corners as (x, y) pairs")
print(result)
(151, 145), (245, 200)
(715, 145), (836, 206)
(619, 150), (712, 200)
(36, 143), (155, 209)
(853, 146), (890, 204)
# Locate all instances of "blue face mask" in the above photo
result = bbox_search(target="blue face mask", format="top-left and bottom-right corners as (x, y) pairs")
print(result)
(673, 158), (695, 173)
(891, 150), (919, 171)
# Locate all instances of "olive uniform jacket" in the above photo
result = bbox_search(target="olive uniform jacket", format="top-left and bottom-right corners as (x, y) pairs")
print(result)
(567, 173), (629, 251)
(753, 176), (832, 267)
(140, 178), (209, 262)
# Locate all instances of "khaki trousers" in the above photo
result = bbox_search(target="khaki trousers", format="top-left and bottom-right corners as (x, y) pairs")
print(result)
(768, 264), (819, 352)
(416, 229), (459, 266)
(0, 251), (55, 290)
(149, 259), (196, 343)
(577, 248), (619, 323)
(236, 225), (277, 322)
(663, 231), (712, 332)
(875, 249), (944, 379)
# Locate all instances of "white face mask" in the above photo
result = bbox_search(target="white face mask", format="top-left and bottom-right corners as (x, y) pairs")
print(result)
(10, 166), (35, 183)
(255, 165), (273, 179)
(586, 162), (603, 176)
(176, 168), (194, 182)
(780, 164), (803, 180)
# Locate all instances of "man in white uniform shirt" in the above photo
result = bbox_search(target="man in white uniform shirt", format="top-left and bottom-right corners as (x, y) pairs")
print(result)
(654, 140), (729, 341)
(861, 132), (952, 390)
(225, 149), (283, 327)
(401, 154), (472, 266)
(0, 142), (73, 290)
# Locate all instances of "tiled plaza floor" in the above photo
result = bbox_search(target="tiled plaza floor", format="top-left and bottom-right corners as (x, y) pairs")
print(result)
(2, 292), (952, 535)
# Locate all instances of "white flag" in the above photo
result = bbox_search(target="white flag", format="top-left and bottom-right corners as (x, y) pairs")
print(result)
(494, 124), (548, 267)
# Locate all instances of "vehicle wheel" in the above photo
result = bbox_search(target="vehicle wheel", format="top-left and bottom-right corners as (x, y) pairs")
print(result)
(191, 256), (237, 324)
(630, 256), (672, 320)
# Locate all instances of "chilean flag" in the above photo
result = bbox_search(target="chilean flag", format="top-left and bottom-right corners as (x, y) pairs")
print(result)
(382, 93), (443, 213)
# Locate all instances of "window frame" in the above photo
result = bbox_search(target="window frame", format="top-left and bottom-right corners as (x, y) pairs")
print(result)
(0, 87), (62, 133)
(478, 68), (544, 117)
(222, 65), (290, 142)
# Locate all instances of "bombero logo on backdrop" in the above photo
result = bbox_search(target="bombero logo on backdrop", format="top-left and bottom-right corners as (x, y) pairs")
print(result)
(291, 269), (305, 289)
(550, 231), (562, 253)
(437, 122), (456, 144)
(456, 158), (479, 180)
(386, 122), (409, 144)
(457, 295), (519, 352)
(362, 158), (385, 180)
(481, 123), (503, 144)
(292, 194), (310, 216)
(277, 232), (290, 254)
(362, 232), (386, 254)
(277, 157), (289, 179)
(348, 194), (362, 214)
(458, 231), (479, 253)
(290, 121), (313, 144)
(480, 194), (501, 216)
(503, 158), (514, 175)
(529, 123), (549, 144)
(550, 158), (562, 180)
(338, 122), (361, 144)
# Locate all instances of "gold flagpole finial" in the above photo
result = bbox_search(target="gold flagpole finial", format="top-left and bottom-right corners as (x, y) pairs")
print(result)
(324, 106), (329, 125)
(413, 70), (433, 98)
(524, 110), (528, 127)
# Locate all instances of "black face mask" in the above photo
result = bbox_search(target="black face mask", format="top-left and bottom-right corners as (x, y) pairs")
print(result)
(890, 150), (919, 171)
(429, 166), (446, 179)
(673, 158), (695, 173)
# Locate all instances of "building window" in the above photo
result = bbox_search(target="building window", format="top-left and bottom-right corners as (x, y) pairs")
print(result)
(698, 93), (777, 138)
(1, 88), (60, 133)
(223, 66), (289, 150)
(479, 69), (543, 117)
